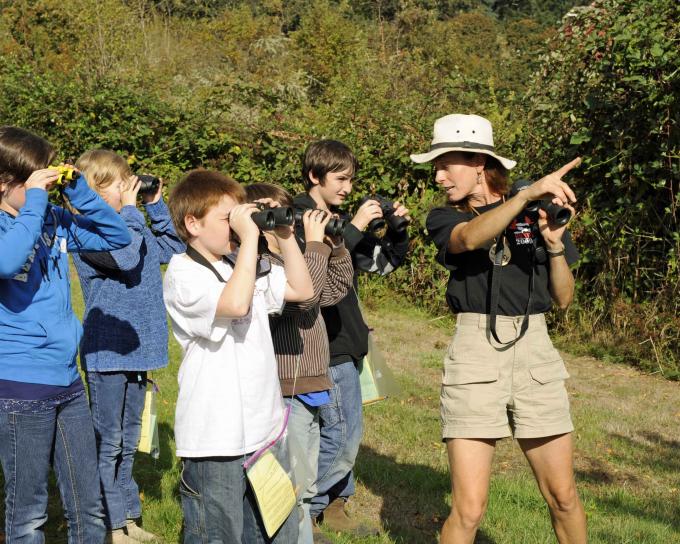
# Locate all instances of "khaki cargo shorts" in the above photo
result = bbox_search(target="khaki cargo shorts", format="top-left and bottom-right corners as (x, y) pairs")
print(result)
(441, 313), (574, 440)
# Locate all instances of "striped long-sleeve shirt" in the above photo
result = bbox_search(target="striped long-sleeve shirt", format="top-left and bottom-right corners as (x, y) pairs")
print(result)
(293, 192), (410, 365)
(268, 241), (354, 396)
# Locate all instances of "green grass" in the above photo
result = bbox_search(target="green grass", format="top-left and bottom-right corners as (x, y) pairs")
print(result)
(1, 264), (678, 543)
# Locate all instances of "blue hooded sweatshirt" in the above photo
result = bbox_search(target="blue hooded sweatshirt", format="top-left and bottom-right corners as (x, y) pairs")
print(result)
(0, 177), (131, 386)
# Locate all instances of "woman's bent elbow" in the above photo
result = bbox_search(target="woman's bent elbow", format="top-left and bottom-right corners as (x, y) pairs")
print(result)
(556, 297), (573, 311)
(449, 233), (479, 253)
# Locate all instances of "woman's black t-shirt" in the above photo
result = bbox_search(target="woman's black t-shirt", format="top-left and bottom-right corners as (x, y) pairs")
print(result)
(426, 202), (579, 316)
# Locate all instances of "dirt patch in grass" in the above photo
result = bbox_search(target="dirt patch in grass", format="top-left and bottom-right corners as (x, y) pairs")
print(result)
(348, 302), (680, 543)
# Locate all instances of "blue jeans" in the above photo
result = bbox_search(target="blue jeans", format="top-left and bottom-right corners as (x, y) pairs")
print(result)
(309, 361), (363, 518)
(284, 398), (320, 544)
(0, 390), (106, 543)
(87, 371), (147, 530)
(180, 454), (298, 544)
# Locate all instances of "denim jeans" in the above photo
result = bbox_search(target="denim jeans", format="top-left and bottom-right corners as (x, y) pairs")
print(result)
(87, 371), (147, 530)
(180, 454), (298, 544)
(309, 361), (363, 518)
(284, 398), (320, 544)
(0, 390), (106, 543)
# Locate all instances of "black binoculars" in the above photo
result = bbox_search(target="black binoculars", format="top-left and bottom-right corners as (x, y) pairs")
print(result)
(358, 194), (408, 233)
(51, 166), (80, 186)
(252, 203), (294, 231)
(136, 174), (160, 195)
(293, 209), (347, 237)
(509, 179), (572, 226)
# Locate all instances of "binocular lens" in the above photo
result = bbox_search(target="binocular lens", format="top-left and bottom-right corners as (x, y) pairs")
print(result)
(368, 217), (386, 232)
(271, 207), (294, 226)
(293, 208), (348, 237)
(541, 201), (572, 226)
(360, 195), (409, 233)
(369, 213), (409, 233)
(252, 210), (276, 230)
(388, 214), (409, 233)
(510, 180), (572, 226)
(326, 217), (347, 237)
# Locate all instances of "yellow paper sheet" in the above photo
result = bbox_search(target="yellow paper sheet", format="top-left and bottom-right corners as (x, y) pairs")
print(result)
(138, 389), (157, 455)
(246, 450), (297, 537)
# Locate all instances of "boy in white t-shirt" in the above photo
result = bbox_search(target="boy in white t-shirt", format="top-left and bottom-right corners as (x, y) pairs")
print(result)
(163, 170), (313, 543)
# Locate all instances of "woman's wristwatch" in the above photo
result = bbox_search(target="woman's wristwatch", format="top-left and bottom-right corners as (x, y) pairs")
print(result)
(546, 244), (566, 258)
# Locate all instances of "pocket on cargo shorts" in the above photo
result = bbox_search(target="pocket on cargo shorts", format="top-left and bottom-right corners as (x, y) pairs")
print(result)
(441, 326), (502, 419)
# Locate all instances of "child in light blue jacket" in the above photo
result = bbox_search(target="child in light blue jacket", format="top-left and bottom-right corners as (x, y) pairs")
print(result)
(72, 149), (184, 543)
(0, 127), (131, 544)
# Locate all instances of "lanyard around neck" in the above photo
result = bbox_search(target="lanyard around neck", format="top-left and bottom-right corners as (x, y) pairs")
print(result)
(185, 244), (227, 282)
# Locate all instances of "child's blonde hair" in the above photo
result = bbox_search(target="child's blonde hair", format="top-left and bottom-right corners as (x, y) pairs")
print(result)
(76, 149), (132, 196)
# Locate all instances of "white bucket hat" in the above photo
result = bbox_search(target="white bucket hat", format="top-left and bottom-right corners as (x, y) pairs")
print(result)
(410, 114), (517, 170)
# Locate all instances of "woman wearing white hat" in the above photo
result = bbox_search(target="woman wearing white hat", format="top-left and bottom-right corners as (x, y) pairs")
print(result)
(414, 114), (586, 543)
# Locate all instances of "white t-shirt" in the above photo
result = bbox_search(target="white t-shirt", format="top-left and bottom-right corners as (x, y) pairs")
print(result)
(163, 253), (287, 457)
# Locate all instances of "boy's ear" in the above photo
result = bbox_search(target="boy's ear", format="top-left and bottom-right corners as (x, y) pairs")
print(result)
(0, 181), (11, 199)
(308, 172), (323, 187)
(184, 214), (201, 237)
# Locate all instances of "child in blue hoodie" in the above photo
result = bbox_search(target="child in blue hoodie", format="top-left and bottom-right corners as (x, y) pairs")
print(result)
(0, 127), (131, 543)
(71, 149), (184, 543)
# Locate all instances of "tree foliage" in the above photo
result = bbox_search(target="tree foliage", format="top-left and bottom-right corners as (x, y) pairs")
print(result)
(518, 0), (679, 375)
(0, 0), (677, 375)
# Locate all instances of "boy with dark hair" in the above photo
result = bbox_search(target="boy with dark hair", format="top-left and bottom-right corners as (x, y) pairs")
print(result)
(293, 140), (410, 533)
(245, 182), (353, 544)
(0, 126), (131, 544)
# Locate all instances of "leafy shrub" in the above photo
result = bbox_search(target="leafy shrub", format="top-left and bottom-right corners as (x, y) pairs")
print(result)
(518, 0), (679, 375)
(1, 0), (675, 375)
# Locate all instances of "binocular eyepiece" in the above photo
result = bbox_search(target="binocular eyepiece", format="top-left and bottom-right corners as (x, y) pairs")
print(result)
(509, 179), (572, 226)
(252, 203), (294, 231)
(51, 166), (80, 187)
(293, 209), (347, 237)
(358, 194), (409, 233)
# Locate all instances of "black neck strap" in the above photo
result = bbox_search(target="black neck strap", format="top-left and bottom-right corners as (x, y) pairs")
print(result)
(488, 239), (535, 347)
(185, 243), (272, 281)
(185, 245), (227, 283)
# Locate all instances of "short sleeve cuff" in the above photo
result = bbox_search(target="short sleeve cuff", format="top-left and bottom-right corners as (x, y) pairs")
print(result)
(264, 264), (287, 315)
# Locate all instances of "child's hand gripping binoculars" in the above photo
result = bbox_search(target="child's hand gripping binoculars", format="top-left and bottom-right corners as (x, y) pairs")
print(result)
(51, 165), (80, 187)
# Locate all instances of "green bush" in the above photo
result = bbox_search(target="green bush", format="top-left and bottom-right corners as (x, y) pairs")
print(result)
(1, 0), (675, 375)
(518, 0), (679, 375)
(0, 59), (237, 179)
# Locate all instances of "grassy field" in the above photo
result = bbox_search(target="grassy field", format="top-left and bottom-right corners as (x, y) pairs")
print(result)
(1, 264), (679, 543)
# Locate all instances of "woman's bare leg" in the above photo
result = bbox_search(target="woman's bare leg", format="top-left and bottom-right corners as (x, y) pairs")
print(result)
(440, 438), (496, 544)
(519, 433), (587, 544)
